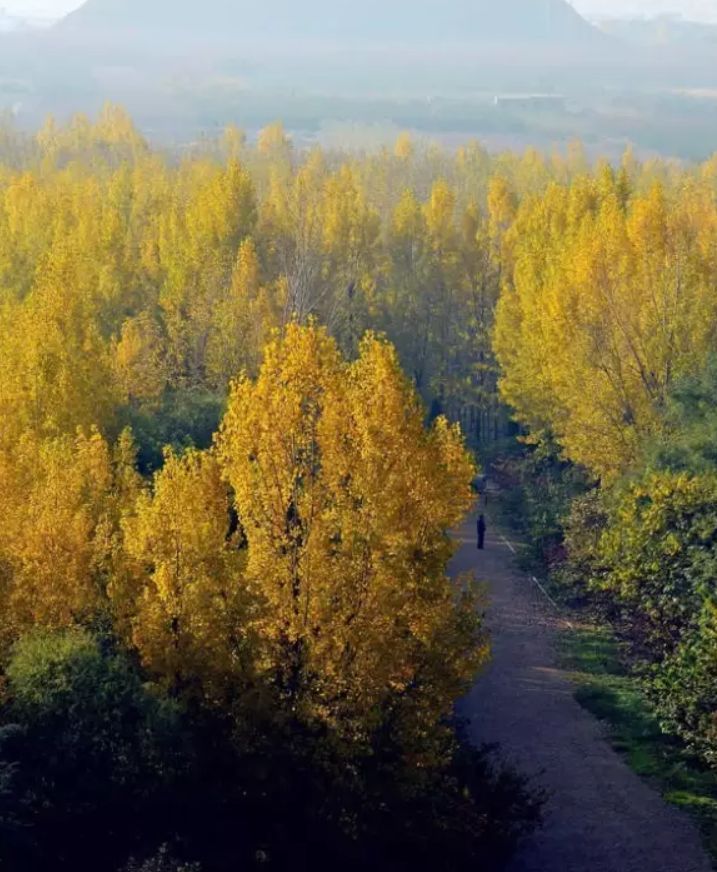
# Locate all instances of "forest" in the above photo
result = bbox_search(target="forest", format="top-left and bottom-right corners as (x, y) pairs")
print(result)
(2, 104), (717, 869)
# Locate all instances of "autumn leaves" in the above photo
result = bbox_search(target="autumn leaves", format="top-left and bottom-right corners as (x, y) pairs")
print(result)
(494, 169), (717, 480)
(0, 322), (483, 749)
(0, 110), (504, 749)
(126, 326), (482, 740)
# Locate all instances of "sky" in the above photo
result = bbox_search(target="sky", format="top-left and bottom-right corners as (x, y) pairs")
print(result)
(1, 0), (78, 16)
(574, 0), (717, 20)
(1, 0), (717, 22)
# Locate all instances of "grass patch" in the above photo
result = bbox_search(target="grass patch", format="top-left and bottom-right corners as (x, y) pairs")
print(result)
(486, 494), (547, 577)
(561, 625), (717, 866)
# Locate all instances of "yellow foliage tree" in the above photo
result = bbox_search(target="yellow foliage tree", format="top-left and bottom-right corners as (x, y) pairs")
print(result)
(113, 311), (169, 405)
(122, 449), (254, 700)
(0, 429), (140, 649)
(205, 238), (280, 387)
(494, 175), (717, 479)
(217, 323), (484, 743)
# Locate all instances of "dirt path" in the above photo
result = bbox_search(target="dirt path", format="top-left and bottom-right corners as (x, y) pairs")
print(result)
(451, 509), (713, 872)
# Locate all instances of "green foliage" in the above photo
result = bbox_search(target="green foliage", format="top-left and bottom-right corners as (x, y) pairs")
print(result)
(557, 469), (717, 766)
(1, 630), (186, 870)
(592, 473), (717, 656)
(647, 356), (717, 475)
(125, 389), (224, 473)
(6, 630), (183, 792)
(492, 442), (590, 571)
(561, 625), (717, 863)
(555, 490), (609, 604)
(651, 601), (717, 765)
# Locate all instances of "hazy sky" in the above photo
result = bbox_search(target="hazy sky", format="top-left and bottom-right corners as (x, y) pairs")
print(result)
(2, 0), (717, 22)
(2, 0), (78, 15)
(574, 0), (717, 20)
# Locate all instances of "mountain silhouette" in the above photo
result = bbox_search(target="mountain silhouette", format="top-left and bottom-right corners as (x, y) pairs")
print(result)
(60, 0), (605, 46)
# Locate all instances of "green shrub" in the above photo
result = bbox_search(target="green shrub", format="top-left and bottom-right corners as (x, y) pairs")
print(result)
(6, 629), (183, 797)
(555, 490), (608, 604)
(650, 601), (717, 765)
(560, 470), (717, 765)
(1, 630), (186, 869)
(0, 630), (541, 871)
(594, 472), (717, 657)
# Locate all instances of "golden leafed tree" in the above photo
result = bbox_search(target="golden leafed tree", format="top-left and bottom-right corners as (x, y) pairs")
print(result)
(494, 174), (717, 480)
(0, 429), (140, 650)
(217, 323), (485, 743)
(121, 449), (255, 701)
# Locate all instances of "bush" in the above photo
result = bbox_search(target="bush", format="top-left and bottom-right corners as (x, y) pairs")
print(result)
(594, 472), (717, 657)
(6, 628), (184, 795)
(0, 629), (542, 871)
(650, 600), (717, 765)
(560, 470), (717, 766)
(555, 490), (608, 605)
(1, 630), (186, 870)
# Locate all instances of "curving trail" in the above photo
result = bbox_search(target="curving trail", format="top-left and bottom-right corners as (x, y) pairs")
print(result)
(451, 509), (713, 872)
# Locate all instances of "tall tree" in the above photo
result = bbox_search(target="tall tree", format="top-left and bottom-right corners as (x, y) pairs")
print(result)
(216, 324), (484, 744)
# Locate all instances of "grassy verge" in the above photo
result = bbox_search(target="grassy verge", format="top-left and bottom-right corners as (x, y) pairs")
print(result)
(560, 624), (717, 866)
(486, 491), (547, 577)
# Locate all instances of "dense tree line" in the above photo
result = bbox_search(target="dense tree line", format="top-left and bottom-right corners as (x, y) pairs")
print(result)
(0, 321), (542, 870)
(0, 108), (548, 870)
(9, 101), (717, 864)
(493, 156), (717, 767)
(0, 106), (514, 461)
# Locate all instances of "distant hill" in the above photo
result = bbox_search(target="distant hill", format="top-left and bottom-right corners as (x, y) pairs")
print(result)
(59, 0), (606, 47)
(0, 0), (634, 146)
(597, 16), (717, 49)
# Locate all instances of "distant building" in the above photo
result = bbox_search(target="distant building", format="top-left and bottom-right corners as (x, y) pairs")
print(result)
(494, 94), (566, 111)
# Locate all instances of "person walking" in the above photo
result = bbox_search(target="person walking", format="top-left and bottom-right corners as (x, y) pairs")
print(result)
(477, 514), (487, 551)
